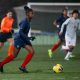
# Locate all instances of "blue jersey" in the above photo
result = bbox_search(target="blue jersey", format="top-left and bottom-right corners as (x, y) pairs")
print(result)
(18, 18), (30, 40)
(56, 14), (69, 32)
(14, 18), (32, 49)
(15, 18), (30, 40)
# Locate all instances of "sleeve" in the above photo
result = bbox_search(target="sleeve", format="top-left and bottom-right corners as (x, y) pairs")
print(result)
(1, 18), (9, 32)
(60, 18), (70, 33)
(78, 20), (80, 30)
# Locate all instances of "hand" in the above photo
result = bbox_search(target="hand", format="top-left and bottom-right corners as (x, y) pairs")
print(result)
(30, 36), (36, 41)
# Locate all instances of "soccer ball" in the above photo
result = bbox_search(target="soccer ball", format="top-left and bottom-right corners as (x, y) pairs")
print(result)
(53, 64), (63, 73)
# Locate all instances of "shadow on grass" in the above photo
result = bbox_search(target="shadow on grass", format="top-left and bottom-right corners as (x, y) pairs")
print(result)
(1, 71), (23, 74)
(2, 69), (53, 74)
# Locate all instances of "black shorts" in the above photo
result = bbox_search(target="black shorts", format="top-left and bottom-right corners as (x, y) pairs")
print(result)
(57, 29), (66, 41)
(58, 32), (65, 41)
(0, 32), (12, 43)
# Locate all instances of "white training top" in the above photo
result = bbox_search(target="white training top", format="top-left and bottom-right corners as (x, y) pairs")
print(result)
(60, 17), (80, 38)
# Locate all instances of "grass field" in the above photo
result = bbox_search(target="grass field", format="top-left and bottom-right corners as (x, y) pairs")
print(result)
(0, 44), (80, 80)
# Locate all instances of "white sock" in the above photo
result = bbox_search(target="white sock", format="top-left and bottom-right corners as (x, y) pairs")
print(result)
(65, 51), (72, 59)
(70, 53), (72, 56)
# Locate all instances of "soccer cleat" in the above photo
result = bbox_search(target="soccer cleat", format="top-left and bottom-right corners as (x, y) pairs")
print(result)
(64, 58), (70, 61)
(0, 62), (4, 73)
(19, 67), (28, 73)
(48, 49), (53, 58)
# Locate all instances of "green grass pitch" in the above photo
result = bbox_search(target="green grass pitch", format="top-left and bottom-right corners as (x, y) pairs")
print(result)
(0, 44), (80, 80)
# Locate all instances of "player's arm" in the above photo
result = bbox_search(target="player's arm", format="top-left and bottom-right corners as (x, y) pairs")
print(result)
(19, 21), (29, 39)
(10, 19), (15, 34)
(19, 22), (35, 41)
(60, 18), (70, 34)
(53, 16), (61, 28)
(78, 20), (80, 30)
(1, 18), (9, 32)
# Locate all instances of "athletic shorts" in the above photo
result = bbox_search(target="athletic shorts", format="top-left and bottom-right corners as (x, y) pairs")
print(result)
(0, 32), (12, 43)
(57, 26), (66, 41)
(58, 32), (65, 41)
(14, 36), (32, 49)
(65, 36), (76, 47)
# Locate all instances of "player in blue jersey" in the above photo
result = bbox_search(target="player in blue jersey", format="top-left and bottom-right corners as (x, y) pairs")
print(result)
(0, 6), (35, 73)
(48, 9), (69, 58)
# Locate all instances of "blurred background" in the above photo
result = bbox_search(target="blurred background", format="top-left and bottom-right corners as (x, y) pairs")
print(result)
(0, 1), (80, 80)
(0, 0), (80, 45)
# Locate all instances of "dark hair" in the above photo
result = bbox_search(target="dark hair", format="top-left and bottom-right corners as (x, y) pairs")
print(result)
(6, 10), (12, 14)
(63, 8), (68, 12)
(72, 9), (79, 14)
(24, 6), (33, 13)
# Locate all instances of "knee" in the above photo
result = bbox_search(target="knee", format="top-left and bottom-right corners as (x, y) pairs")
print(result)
(8, 39), (14, 45)
(57, 40), (62, 45)
(12, 52), (18, 58)
(29, 49), (35, 55)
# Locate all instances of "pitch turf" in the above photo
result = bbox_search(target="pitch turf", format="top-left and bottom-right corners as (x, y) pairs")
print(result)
(0, 44), (80, 80)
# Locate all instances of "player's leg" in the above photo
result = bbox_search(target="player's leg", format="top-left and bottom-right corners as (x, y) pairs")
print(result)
(48, 38), (62, 58)
(19, 44), (34, 73)
(48, 32), (65, 58)
(7, 32), (14, 56)
(48, 39), (62, 58)
(64, 37), (76, 60)
(0, 46), (20, 72)
(64, 46), (74, 60)
(51, 33), (65, 52)
(68, 47), (75, 58)
(7, 38), (14, 56)
(51, 39), (62, 51)
(0, 39), (21, 73)
(64, 37), (71, 60)
(69, 38), (76, 58)
(0, 32), (6, 51)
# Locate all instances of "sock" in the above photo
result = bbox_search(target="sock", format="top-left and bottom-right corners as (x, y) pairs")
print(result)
(1, 55), (14, 66)
(21, 53), (33, 68)
(65, 51), (72, 59)
(8, 45), (14, 56)
(51, 43), (60, 52)
(70, 53), (72, 57)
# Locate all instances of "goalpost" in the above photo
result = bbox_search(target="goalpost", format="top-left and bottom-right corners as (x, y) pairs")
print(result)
(27, 3), (80, 12)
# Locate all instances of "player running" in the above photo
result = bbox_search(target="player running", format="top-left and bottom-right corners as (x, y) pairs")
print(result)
(0, 6), (35, 73)
(60, 10), (80, 60)
(0, 11), (14, 56)
(48, 9), (69, 58)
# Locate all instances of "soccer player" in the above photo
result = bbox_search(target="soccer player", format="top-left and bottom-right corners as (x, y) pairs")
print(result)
(0, 11), (14, 56)
(48, 9), (69, 58)
(0, 6), (35, 73)
(60, 10), (80, 60)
